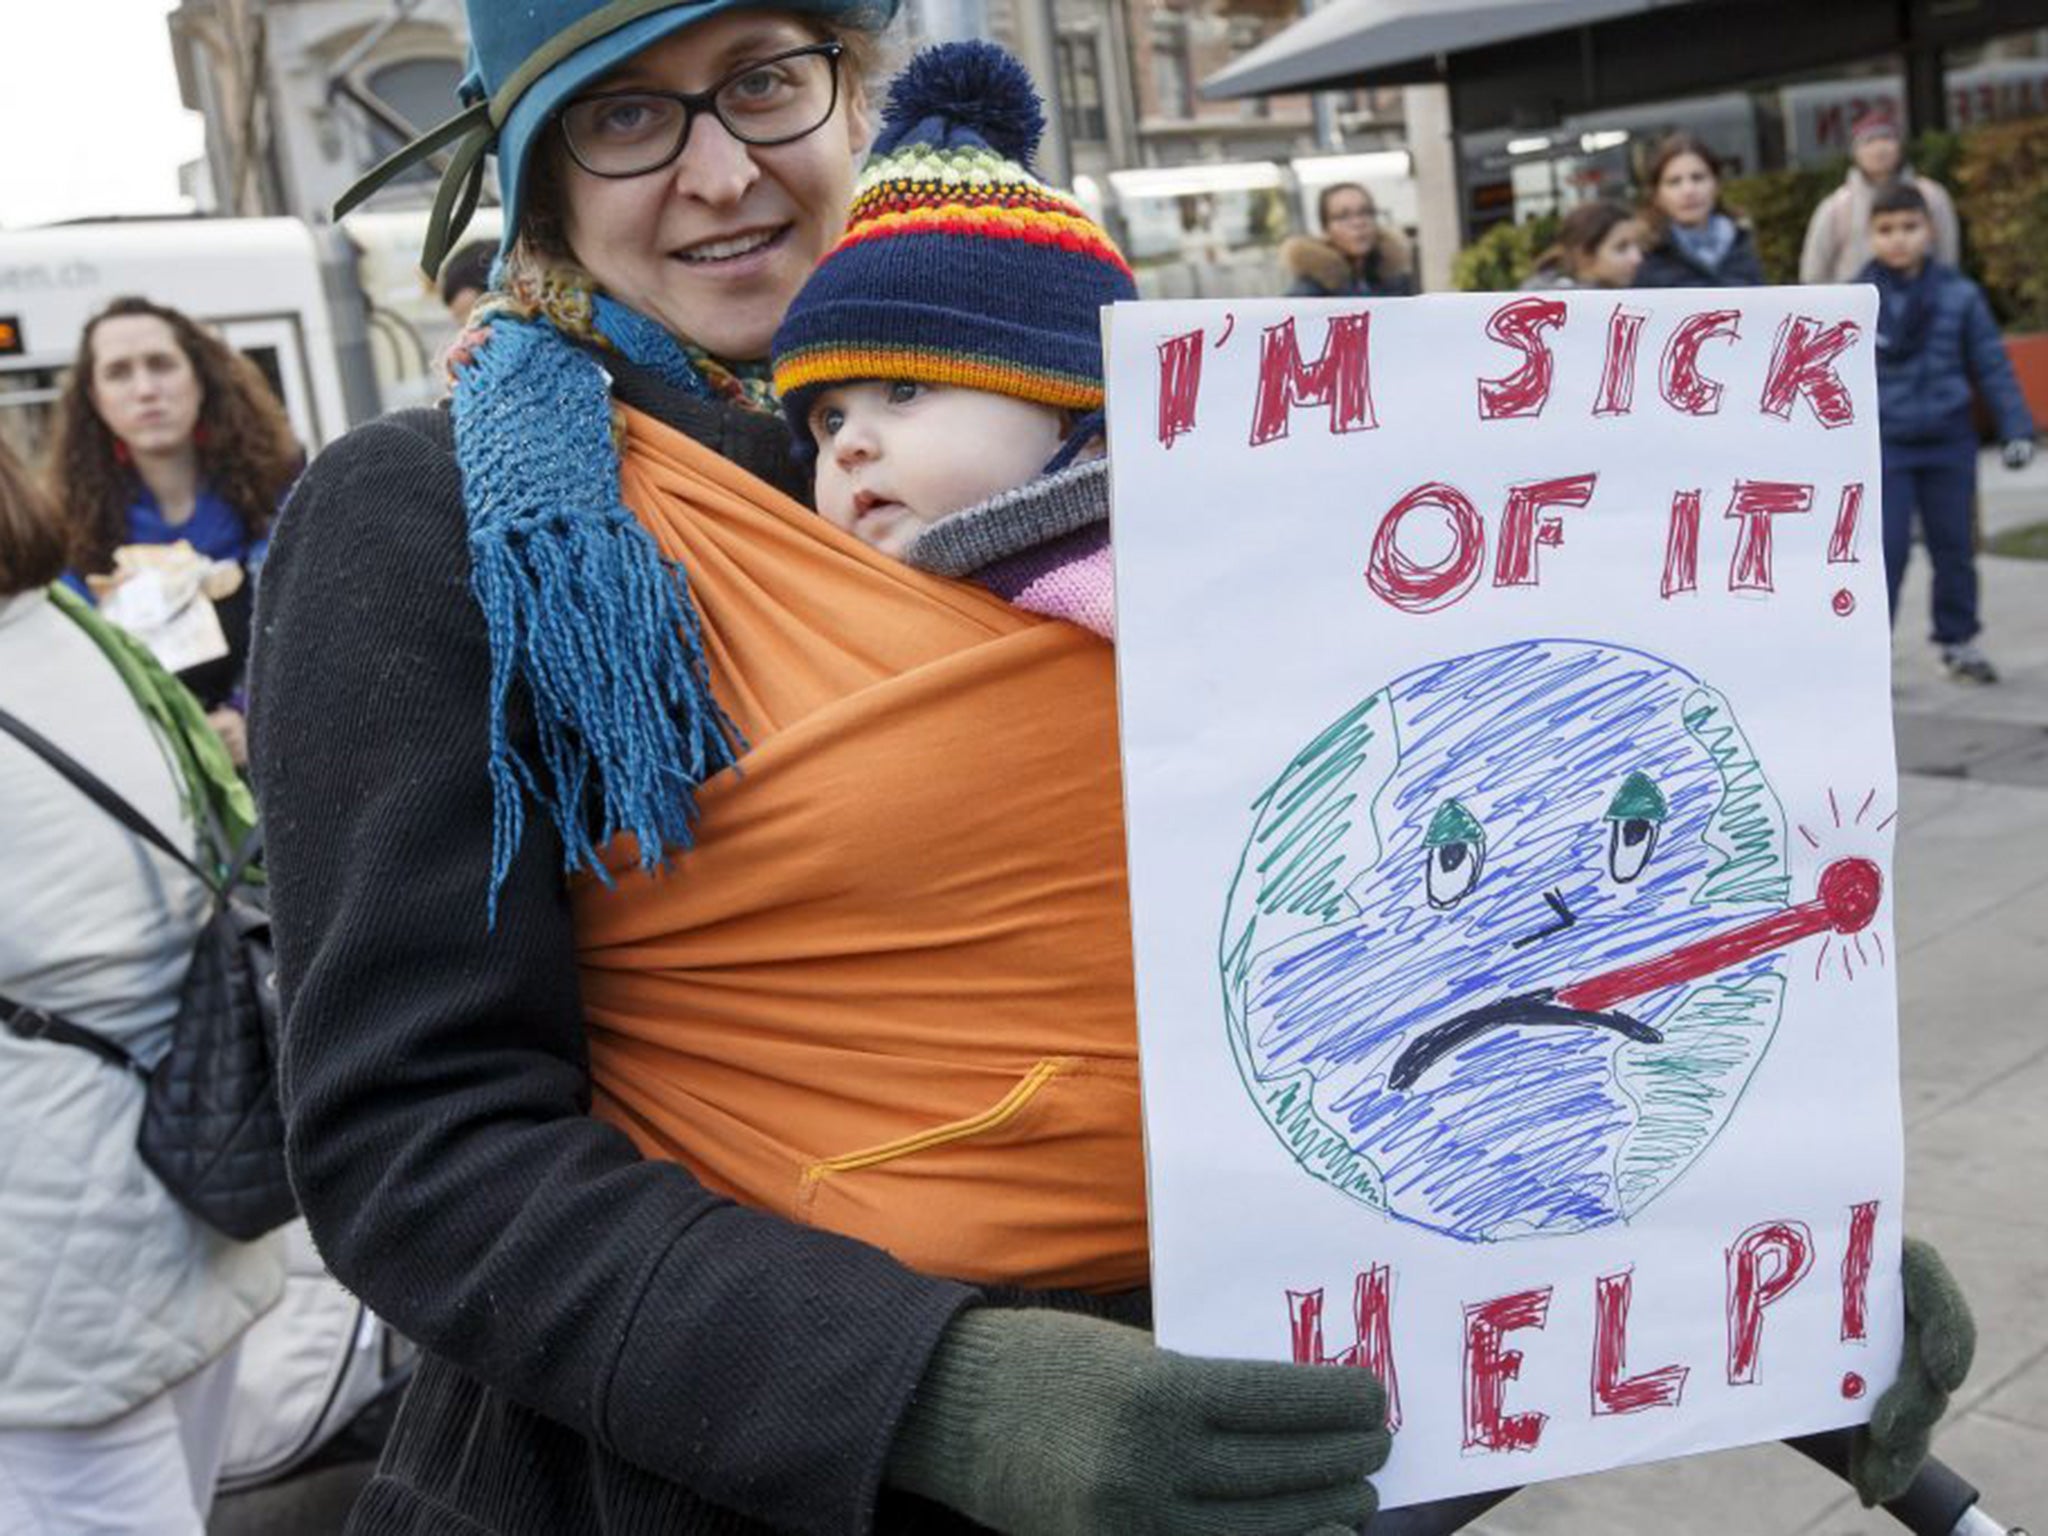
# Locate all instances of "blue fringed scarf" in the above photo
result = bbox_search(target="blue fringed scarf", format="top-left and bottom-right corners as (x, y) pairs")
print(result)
(451, 279), (764, 921)
(1670, 212), (1739, 277)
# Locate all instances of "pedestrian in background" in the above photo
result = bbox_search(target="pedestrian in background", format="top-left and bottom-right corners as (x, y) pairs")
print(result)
(1865, 181), (2035, 683)
(1634, 133), (1766, 288)
(1283, 181), (1417, 297)
(46, 296), (301, 766)
(0, 439), (284, 1536)
(1800, 109), (1960, 286)
(1521, 201), (1645, 289)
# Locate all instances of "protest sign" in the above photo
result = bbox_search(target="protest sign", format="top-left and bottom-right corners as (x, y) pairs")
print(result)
(1104, 286), (1902, 1507)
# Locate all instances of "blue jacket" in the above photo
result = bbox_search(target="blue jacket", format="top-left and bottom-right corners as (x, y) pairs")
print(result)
(1865, 259), (2035, 448)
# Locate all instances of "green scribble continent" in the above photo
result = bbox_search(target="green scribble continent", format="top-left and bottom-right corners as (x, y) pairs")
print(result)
(1612, 974), (1786, 1215)
(1684, 685), (1790, 906)
(1219, 690), (1398, 1212)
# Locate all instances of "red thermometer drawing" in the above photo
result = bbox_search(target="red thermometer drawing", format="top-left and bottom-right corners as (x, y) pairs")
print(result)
(1389, 858), (1883, 1091)
(1556, 857), (1882, 1014)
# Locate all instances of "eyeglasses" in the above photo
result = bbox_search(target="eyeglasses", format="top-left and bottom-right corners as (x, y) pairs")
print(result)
(1326, 205), (1378, 224)
(559, 41), (844, 178)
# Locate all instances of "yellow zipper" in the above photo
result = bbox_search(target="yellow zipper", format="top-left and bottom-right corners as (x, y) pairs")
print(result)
(806, 1058), (1070, 1179)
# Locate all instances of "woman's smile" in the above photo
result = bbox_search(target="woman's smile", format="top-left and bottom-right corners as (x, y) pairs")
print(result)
(670, 224), (788, 265)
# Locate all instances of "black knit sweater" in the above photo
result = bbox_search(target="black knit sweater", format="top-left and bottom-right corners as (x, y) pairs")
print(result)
(248, 370), (1143, 1536)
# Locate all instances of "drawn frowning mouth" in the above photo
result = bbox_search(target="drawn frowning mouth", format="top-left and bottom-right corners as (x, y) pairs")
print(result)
(1387, 994), (1657, 1090)
(1386, 856), (1884, 1092)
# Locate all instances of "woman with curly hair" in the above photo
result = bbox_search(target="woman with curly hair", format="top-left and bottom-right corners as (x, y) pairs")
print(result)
(47, 297), (302, 763)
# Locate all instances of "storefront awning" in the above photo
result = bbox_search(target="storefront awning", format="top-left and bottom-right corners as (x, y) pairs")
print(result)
(1202, 0), (1686, 101)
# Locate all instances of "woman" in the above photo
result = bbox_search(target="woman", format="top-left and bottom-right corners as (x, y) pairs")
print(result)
(1283, 182), (1417, 298)
(1633, 133), (1767, 289)
(0, 440), (285, 1535)
(252, 5), (1386, 1533)
(253, 4), (1968, 1531)
(48, 296), (302, 765)
(1798, 111), (1961, 286)
(1521, 201), (1645, 289)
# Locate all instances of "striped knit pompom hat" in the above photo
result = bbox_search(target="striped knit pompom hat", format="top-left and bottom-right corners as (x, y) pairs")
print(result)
(771, 40), (1138, 440)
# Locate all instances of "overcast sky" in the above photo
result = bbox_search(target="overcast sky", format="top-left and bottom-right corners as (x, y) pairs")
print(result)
(0, 1), (205, 228)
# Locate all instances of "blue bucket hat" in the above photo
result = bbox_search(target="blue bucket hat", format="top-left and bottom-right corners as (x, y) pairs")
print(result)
(336, 0), (898, 279)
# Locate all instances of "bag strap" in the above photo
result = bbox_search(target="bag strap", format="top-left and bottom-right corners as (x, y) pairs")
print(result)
(193, 774), (265, 894)
(0, 993), (149, 1078)
(0, 704), (219, 894)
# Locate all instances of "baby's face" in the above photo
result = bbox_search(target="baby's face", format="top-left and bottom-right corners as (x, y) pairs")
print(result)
(807, 380), (1069, 556)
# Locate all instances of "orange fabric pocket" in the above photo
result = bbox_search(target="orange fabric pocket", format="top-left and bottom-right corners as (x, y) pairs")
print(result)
(796, 1057), (1147, 1294)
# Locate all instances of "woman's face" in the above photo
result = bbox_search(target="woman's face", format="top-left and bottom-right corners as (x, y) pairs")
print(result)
(1322, 190), (1380, 261)
(1582, 219), (1645, 287)
(556, 10), (871, 360)
(1654, 153), (1718, 229)
(88, 314), (203, 458)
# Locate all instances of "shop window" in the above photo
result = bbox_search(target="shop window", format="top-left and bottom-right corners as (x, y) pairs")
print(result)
(1944, 29), (2048, 130)
(358, 56), (466, 186)
(1226, 17), (1272, 119)
(1777, 72), (1904, 165)
(1152, 16), (1192, 121)
(0, 366), (61, 469)
(1057, 33), (1108, 143)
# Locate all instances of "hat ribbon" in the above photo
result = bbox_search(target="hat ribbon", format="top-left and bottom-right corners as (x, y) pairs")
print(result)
(333, 100), (495, 277)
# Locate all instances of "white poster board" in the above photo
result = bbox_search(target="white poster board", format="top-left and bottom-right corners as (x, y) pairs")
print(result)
(1105, 287), (1903, 1508)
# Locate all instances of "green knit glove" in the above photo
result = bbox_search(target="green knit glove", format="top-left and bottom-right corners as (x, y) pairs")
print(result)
(1849, 1238), (1976, 1507)
(887, 1309), (1390, 1535)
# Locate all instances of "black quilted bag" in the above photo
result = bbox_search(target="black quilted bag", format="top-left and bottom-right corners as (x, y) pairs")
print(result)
(0, 707), (295, 1242)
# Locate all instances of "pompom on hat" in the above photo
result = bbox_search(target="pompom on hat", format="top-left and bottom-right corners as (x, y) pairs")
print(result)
(771, 41), (1138, 441)
(335, 0), (899, 278)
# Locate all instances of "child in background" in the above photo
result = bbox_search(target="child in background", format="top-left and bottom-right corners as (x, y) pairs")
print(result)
(1520, 201), (1645, 290)
(1864, 181), (2036, 683)
(771, 41), (1137, 638)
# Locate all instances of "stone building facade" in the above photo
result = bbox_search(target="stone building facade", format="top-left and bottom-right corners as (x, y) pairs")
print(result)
(169, 0), (1398, 218)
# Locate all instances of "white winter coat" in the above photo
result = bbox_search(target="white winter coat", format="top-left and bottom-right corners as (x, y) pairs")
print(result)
(0, 588), (283, 1428)
(1799, 166), (1961, 285)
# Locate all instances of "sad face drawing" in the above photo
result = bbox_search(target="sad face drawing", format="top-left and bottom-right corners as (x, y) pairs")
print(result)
(1222, 639), (1878, 1243)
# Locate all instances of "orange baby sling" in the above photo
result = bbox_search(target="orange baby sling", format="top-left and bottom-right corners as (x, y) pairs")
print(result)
(572, 404), (1148, 1293)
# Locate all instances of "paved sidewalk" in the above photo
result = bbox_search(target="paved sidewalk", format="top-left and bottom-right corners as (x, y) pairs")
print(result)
(1468, 452), (2048, 1535)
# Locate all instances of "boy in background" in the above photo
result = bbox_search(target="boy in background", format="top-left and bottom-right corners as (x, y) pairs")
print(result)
(1864, 182), (2035, 683)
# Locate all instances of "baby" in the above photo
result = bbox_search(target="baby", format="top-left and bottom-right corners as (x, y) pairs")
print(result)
(770, 41), (1138, 638)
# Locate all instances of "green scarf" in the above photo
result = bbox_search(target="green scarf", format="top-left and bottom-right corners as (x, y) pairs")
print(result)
(50, 584), (258, 874)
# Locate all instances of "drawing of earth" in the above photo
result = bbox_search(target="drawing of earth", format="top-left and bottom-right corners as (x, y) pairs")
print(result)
(1221, 638), (1797, 1242)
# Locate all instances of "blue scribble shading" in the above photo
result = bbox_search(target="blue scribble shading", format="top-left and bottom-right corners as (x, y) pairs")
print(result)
(1218, 639), (1790, 1243)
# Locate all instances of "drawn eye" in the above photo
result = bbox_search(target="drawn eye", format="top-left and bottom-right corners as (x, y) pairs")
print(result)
(1422, 799), (1487, 909)
(1603, 771), (1669, 885)
(1608, 818), (1659, 883)
(1427, 839), (1483, 907)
